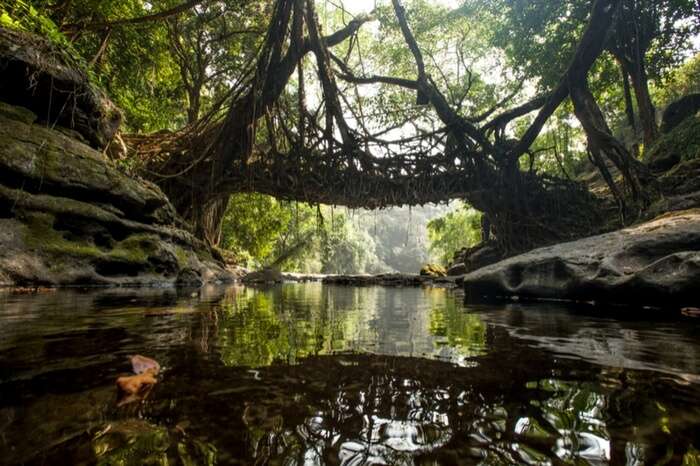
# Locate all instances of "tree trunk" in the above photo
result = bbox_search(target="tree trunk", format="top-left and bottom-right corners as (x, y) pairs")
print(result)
(620, 64), (635, 130)
(627, 58), (658, 147)
(569, 72), (651, 219)
(187, 85), (201, 124)
(193, 196), (229, 246)
(620, 63), (640, 157)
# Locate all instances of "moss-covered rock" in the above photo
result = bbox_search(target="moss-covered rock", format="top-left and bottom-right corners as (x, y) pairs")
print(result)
(660, 93), (700, 134)
(0, 27), (121, 149)
(0, 109), (174, 224)
(0, 102), (233, 286)
(645, 113), (700, 171)
(420, 264), (447, 277)
(0, 100), (36, 124)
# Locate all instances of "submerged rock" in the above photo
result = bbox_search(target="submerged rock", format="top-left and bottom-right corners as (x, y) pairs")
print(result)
(0, 102), (233, 286)
(323, 273), (456, 287)
(460, 209), (700, 307)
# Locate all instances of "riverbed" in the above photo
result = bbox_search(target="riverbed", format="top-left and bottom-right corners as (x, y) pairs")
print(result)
(1, 284), (699, 465)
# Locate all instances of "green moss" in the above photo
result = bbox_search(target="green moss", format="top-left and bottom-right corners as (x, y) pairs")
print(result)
(646, 114), (700, 165)
(110, 234), (159, 264)
(22, 212), (102, 259)
(22, 213), (162, 270)
(0, 102), (36, 125)
(174, 246), (190, 268)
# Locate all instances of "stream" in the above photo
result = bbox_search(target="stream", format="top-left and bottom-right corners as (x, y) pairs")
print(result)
(1, 284), (699, 465)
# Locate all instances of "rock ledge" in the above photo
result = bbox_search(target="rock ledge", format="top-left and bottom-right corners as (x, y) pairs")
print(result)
(460, 209), (700, 307)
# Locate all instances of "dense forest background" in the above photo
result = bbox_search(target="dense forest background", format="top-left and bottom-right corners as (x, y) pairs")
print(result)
(1, 0), (699, 273)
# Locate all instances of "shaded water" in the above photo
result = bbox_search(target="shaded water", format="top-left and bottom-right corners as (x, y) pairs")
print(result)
(1, 284), (700, 465)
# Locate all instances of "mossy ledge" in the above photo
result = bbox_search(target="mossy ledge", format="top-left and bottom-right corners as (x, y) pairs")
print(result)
(0, 102), (233, 286)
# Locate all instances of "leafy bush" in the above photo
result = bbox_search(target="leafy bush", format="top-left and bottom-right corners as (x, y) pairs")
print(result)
(427, 204), (482, 265)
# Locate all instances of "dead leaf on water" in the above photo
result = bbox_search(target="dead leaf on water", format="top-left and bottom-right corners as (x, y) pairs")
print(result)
(116, 372), (157, 396)
(115, 355), (161, 406)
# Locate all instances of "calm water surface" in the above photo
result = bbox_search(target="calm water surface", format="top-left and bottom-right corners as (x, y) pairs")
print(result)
(1, 284), (700, 465)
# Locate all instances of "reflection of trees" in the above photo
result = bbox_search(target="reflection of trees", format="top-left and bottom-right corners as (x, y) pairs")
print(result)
(230, 349), (700, 465)
(216, 285), (377, 367)
(237, 360), (586, 465)
(428, 294), (486, 363)
(5, 285), (700, 465)
(513, 379), (611, 464)
(238, 369), (454, 466)
(212, 284), (490, 368)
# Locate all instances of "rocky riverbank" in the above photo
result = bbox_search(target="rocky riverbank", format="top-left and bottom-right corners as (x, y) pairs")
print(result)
(459, 209), (700, 307)
(240, 268), (457, 287)
(0, 28), (237, 286)
(447, 98), (700, 308)
(0, 101), (233, 286)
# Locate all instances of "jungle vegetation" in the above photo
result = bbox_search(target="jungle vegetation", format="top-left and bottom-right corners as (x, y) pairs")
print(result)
(1, 0), (698, 271)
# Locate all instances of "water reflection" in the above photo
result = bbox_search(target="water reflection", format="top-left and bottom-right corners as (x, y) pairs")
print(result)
(1, 285), (700, 465)
(213, 285), (486, 367)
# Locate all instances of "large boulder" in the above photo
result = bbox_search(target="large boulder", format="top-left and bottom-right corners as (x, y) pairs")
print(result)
(242, 268), (284, 284)
(0, 27), (121, 149)
(460, 209), (700, 308)
(448, 242), (502, 276)
(660, 93), (700, 134)
(646, 112), (700, 172)
(0, 102), (232, 286)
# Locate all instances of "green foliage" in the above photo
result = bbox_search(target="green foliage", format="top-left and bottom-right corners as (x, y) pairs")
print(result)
(429, 297), (486, 358)
(469, 0), (699, 156)
(19, 0), (266, 132)
(319, 212), (381, 274)
(655, 53), (700, 106)
(344, 206), (449, 273)
(474, 0), (699, 90)
(648, 114), (700, 164)
(427, 203), (482, 265)
(222, 194), (295, 264)
(221, 194), (386, 274)
(1, 0), (90, 74)
(3, 1), (65, 43)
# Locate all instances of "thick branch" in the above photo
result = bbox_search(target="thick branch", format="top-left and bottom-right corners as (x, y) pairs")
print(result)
(390, 0), (492, 152)
(510, 0), (622, 159)
(390, 0), (426, 78)
(482, 94), (549, 132)
(63, 0), (209, 33)
(330, 54), (418, 89)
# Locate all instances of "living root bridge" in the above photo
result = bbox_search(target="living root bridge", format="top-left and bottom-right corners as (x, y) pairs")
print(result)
(130, 0), (645, 253)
